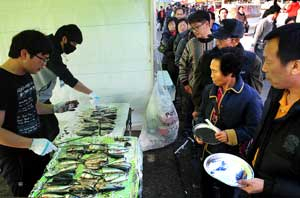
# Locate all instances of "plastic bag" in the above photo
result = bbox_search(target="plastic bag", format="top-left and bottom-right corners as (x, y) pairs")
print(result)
(139, 81), (179, 151)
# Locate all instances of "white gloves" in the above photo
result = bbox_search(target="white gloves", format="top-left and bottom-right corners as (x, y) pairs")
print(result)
(29, 138), (57, 156)
(53, 100), (79, 113)
(89, 92), (100, 107)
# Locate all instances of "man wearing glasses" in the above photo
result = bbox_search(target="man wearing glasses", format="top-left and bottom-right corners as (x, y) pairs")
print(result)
(177, 10), (215, 191)
(0, 30), (58, 196)
(178, 10), (215, 136)
(32, 24), (100, 141)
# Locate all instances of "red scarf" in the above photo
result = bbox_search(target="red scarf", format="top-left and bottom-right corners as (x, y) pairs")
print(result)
(170, 31), (176, 37)
(211, 87), (223, 125)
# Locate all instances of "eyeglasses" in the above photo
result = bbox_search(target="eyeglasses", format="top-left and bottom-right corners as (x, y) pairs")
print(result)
(191, 22), (206, 32)
(35, 55), (50, 64)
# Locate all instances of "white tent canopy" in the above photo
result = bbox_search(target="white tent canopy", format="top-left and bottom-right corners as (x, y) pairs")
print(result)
(0, 0), (155, 129)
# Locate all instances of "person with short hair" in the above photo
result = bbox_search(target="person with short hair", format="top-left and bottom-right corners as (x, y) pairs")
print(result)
(238, 23), (300, 198)
(160, 17), (178, 84)
(173, 18), (189, 54)
(218, 8), (228, 24)
(178, 10), (214, 136)
(178, 10), (215, 191)
(236, 6), (249, 33)
(163, 6), (186, 32)
(32, 24), (100, 141)
(251, 4), (281, 64)
(174, 7), (186, 20)
(0, 30), (59, 196)
(208, 11), (220, 33)
(195, 47), (263, 198)
(192, 19), (263, 120)
(157, 6), (166, 31)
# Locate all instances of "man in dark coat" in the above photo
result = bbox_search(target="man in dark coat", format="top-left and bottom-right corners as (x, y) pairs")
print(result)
(238, 23), (300, 198)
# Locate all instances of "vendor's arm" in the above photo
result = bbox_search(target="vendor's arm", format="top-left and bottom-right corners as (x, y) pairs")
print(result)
(73, 81), (92, 95)
(48, 55), (92, 95)
(0, 111), (32, 149)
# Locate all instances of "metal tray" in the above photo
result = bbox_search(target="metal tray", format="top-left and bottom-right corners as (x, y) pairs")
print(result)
(193, 123), (220, 145)
(203, 153), (254, 187)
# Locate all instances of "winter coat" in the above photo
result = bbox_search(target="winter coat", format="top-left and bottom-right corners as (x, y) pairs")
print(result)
(178, 36), (214, 87)
(247, 87), (300, 197)
(192, 44), (263, 112)
(197, 76), (263, 156)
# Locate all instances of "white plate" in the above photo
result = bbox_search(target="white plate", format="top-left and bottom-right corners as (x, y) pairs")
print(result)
(203, 153), (254, 187)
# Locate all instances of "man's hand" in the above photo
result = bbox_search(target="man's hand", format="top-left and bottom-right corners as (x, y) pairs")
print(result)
(215, 131), (228, 143)
(249, 45), (255, 52)
(29, 138), (57, 156)
(184, 85), (192, 94)
(192, 111), (199, 119)
(194, 136), (204, 144)
(89, 92), (100, 107)
(238, 178), (264, 194)
(54, 100), (79, 113)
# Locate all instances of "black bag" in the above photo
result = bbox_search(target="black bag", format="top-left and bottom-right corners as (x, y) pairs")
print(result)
(158, 40), (167, 53)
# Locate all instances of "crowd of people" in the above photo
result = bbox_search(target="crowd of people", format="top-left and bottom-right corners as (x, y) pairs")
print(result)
(157, 2), (300, 198)
(0, 1), (300, 197)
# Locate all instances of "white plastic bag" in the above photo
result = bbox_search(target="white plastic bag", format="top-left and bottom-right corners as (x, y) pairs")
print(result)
(139, 81), (179, 151)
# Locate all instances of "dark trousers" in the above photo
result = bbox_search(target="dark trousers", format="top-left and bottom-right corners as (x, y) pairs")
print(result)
(38, 99), (60, 141)
(0, 151), (50, 196)
(180, 84), (194, 136)
(190, 142), (204, 189)
(159, 19), (164, 31)
(201, 169), (235, 198)
(162, 53), (178, 86)
(200, 152), (235, 198)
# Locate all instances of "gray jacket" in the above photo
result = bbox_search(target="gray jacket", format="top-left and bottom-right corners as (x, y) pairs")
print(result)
(253, 17), (273, 47)
(178, 36), (215, 87)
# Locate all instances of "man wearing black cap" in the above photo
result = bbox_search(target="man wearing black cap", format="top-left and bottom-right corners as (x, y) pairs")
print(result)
(238, 23), (300, 198)
(32, 24), (100, 141)
(192, 19), (263, 119)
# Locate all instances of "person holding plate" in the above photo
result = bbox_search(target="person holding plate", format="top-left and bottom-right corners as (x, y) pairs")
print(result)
(194, 47), (263, 198)
(238, 23), (300, 198)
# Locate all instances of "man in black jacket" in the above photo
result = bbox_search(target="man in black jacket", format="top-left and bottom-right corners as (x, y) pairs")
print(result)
(238, 23), (300, 197)
(32, 24), (100, 141)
